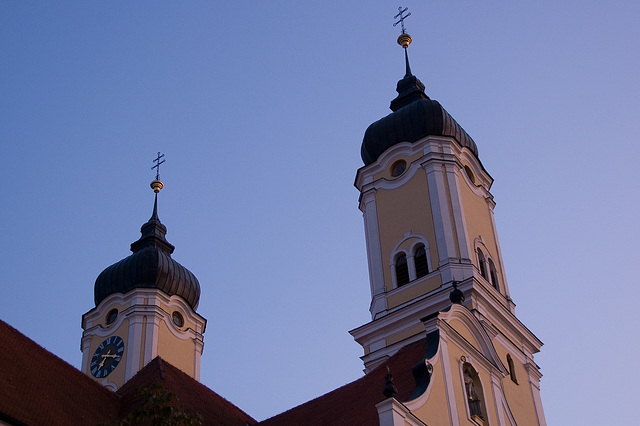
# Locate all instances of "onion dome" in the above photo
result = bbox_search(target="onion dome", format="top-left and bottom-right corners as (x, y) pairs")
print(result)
(94, 183), (201, 310)
(361, 30), (478, 166)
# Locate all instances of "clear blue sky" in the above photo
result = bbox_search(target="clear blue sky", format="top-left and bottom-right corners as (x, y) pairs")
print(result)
(1, 1), (638, 423)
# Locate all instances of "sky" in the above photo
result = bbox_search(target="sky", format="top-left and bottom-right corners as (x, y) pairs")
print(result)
(1, 1), (639, 423)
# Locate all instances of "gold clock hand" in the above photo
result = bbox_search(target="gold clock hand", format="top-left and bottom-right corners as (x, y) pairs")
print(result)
(98, 350), (113, 369)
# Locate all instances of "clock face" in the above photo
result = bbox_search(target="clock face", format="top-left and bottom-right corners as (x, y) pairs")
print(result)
(90, 336), (125, 378)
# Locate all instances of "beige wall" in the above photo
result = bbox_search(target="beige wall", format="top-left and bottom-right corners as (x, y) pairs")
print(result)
(493, 342), (540, 425)
(375, 170), (438, 292)
(412, 366), (451, 425)
(157, 318), (196, 377)
(458, 168), (499, 270)
(387, 275), (441, 309)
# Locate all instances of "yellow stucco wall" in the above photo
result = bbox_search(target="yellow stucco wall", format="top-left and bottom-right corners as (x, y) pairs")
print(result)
(410, 360), (451, 426)
(157, 319), (195, 377)
(493, 342), (540, 425)
(386, 323), (426, 347)
(375, 170), (438, 291)
(457, 169), (499, 270)
(387, 275), (442, 309)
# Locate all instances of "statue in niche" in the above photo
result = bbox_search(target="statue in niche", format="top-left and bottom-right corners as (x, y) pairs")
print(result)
(464, 365), (484, 419)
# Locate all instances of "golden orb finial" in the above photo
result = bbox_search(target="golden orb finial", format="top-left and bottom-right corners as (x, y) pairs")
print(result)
(150, 179), (164, 193)
(397, 33), (412, 49)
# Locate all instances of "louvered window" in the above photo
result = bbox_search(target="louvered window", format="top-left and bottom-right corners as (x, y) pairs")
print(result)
(477, 248), (487, 279)
(488, 259), (499, 290)
(395, 254), (409, 287)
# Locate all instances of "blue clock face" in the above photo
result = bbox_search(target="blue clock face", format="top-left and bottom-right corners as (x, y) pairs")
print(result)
(90, 336), (125, 378)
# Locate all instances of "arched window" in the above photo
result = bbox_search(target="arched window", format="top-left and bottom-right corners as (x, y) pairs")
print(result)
(414, 245), (429, 278)
(395, 253), (409, 287)
(477, 248), (487, 280)
(463, 363), (487, 422)
(507, 354), (518, 384)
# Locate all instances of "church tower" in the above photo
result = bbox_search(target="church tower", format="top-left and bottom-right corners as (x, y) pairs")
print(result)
(350, 11), (546, 425)
(81, 159), (206, 390)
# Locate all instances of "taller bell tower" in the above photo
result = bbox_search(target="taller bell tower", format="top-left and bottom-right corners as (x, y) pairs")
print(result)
(81, 159), (206, 390)
(350, 14), (545, 425)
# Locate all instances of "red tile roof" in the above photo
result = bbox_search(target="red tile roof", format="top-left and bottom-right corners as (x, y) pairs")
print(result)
(0, 319), (256, 426)
(257, 338), (429, 426)
(0, 317), (430, 426)
(117, 357), (257, 426)
(0, 319), (120, 426)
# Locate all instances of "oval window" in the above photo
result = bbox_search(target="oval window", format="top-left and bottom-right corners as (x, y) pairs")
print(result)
(106, 309), (118, 325)
(391, 160), (407, 177)
(172, 311), (184, 328)
(464, 165), (475, 184)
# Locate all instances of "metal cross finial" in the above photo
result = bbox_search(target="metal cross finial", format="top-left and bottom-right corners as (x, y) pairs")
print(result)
(151, 152), (165, 180)
(393, 7), (411, 34)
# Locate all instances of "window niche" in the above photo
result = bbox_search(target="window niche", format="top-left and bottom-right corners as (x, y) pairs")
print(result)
(463, 363), (487, 423)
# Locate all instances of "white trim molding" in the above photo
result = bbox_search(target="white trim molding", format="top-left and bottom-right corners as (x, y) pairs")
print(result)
(376, 397), (427, 426)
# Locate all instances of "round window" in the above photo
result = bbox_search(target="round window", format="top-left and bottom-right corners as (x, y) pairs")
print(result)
(172, 311), (184, 328)
(391, 160), (407, 177)
(106, 309), (118, 325)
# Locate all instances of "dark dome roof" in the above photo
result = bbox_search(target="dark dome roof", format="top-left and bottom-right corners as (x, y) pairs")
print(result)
(361, 73), (478, 166)
(94, 198), (201, 310)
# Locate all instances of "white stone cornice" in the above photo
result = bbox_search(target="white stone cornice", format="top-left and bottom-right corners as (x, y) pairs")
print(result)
(524, 362), (543, 383)
(466, 281), (543, 355)
(351, 286), (452, 371)
(376, 397), (427, 426)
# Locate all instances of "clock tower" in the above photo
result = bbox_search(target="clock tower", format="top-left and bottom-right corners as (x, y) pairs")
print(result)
(81, 163), (206, 390)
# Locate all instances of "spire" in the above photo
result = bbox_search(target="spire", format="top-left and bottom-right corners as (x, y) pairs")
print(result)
(390, 7), (429, 111)
(130, 153), (174, 254)
(394, 7), (413, 77)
